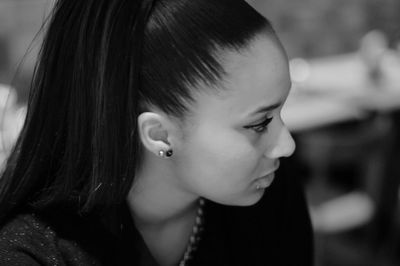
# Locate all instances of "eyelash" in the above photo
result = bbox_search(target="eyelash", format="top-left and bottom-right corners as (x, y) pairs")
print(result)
(244, 116), (273, 134)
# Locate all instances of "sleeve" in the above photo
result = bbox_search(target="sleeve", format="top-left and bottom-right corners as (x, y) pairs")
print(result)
(0, 248), (41, 266)
(0, 214), (65, 266)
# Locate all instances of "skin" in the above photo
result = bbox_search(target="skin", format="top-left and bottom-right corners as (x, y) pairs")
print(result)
(127, 33), (295, 265)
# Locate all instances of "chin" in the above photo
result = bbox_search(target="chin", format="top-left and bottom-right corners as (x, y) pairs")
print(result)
(216, 191), (265, 207)
(241, 191), (265, 206)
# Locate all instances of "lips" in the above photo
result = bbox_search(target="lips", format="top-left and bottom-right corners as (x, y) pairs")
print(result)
(255, 172), (275, 189)
(254, 160), (280, 189)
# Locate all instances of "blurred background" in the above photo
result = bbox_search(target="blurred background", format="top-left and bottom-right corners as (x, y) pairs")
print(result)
(0, 0), (400, 265)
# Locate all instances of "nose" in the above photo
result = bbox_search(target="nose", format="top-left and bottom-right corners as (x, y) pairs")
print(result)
(265, 125), (296, 159)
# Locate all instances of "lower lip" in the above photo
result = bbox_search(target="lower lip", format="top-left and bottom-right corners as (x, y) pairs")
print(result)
(254, 173), (275, 190)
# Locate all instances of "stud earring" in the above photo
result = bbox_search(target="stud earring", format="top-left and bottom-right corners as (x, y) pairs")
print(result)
(166, 150), (173, 157)
(158, 149), (173, 158)
(158, 150), (165, 157)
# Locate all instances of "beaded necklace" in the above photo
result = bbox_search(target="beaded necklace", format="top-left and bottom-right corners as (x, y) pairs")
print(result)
(178, 198), (205, 266)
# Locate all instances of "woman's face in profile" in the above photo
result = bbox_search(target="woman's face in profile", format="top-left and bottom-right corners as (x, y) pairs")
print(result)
(173, 34), (295, 206)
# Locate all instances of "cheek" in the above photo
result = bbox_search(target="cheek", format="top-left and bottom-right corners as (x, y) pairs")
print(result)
(177, 124), (260, 184)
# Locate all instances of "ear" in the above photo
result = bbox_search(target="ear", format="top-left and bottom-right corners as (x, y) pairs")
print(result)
(137, 112), (175, 158)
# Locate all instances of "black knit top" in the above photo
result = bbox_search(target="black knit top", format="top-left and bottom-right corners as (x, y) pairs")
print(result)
(0, 172), (313, 266)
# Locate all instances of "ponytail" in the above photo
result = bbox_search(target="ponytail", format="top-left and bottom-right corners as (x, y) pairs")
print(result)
(0, 0), (158, 222)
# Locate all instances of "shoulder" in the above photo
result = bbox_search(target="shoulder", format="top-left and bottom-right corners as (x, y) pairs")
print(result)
(0, 212), (100, 266)
(0, 212), (61, 265)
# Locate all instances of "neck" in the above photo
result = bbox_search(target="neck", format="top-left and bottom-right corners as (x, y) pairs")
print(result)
(127, 154), (199, 228)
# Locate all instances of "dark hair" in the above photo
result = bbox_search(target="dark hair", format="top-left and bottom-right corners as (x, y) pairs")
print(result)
(0, 0), (273, 221)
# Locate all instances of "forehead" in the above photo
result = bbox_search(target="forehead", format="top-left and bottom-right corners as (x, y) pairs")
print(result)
(190, 34), (291, 121)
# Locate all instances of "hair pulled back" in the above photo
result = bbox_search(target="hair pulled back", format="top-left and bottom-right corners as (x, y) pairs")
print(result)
(0, 0), (272, 220)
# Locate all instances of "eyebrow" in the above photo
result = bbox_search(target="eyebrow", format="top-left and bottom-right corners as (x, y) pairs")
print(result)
(249, 102), (283, 116)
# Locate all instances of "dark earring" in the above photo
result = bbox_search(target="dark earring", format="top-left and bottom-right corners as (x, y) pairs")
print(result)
(166, 150), (173, 157)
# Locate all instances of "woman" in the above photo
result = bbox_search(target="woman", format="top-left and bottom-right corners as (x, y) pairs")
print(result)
(0, 0), (313, 265)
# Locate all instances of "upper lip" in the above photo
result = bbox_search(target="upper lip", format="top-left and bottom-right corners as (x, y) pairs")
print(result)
(259, 170), (277, 178)
(259, 161), (280, 178)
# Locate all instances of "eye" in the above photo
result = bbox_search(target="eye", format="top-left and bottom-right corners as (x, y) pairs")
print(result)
(244, 116), (273, 134)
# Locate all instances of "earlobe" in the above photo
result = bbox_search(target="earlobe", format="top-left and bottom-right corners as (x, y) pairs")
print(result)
(137, 112), (174, 158)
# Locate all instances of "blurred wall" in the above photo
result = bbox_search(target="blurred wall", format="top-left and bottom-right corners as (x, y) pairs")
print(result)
(1, 0), (399, 103)
(0, 0), (52, 103)
(248, 0), (400, 58)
